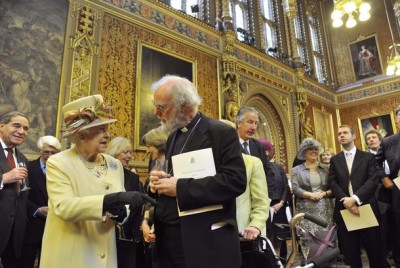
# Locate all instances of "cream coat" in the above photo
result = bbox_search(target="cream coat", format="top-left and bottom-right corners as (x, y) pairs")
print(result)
(236, 154), (270, 236)
(40, 149), (125, 268)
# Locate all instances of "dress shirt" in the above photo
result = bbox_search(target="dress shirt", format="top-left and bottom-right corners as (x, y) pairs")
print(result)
(239, 138), (251, 155)
(343, 147), (362, 205)
(0, 139), (17, 189)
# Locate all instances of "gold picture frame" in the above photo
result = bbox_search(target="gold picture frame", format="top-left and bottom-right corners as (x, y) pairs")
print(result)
(348, 34), (383, 82)
(135, 42), (196, 150)
(358, 112), (396, 151)
(313, 107), (336, 153)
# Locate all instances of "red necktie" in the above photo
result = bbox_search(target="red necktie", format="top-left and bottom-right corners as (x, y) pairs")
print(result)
(6, 148), (19, 191)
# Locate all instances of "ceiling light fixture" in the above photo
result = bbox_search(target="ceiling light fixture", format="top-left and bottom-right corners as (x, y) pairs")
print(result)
(384, 0), (400, 75)
(331, 0), (371, 28)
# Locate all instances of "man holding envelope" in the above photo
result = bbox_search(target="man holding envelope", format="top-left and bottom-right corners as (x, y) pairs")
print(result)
(329, 125), (384, 268)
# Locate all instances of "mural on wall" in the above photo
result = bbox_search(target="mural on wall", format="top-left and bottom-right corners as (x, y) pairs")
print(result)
(0, 0), (68, 153)
(349, 35), (383, 81)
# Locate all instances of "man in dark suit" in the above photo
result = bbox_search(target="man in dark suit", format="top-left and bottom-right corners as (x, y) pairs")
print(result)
(148, 75), (247, 268)
(0, 111), (30, 268)
(329, 125), (384, 268)
(375, 105), (400, 267)
(235, 107), (269, 165)
(18, 135), (61, 268)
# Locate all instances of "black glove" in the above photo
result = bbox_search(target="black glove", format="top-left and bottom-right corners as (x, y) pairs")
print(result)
(103, 191), (156, 216)
(107, 204), (127, 223)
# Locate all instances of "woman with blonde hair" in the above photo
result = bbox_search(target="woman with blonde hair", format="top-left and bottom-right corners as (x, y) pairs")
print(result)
(320, 148), (335, 168)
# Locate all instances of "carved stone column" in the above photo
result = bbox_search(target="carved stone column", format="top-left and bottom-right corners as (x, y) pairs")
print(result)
(221, 31), (240, 122)
(294, 68), (313, 141)
(282, 0), (302, 68)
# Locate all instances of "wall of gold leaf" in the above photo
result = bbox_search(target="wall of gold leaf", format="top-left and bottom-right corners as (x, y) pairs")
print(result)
(98, 14), (219, 169)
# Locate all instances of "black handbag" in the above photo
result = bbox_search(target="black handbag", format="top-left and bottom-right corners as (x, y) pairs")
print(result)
(240, 236), (280, 268)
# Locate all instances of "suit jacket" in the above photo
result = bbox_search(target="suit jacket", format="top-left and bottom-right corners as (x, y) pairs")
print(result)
(0, 144), (29, 257)
(376, 132), (400, 180)
(236, 154), (269, 236)
(122, 168), (142, 240)
(23, 158), (48, 245)
(156, 114), (247, 268)
(329, 149), (379, 223)
(292, 163), (330, 198)
(247, 138), (269, 171)
(266, 162), (290, 201)
(375, 131), (400, 211)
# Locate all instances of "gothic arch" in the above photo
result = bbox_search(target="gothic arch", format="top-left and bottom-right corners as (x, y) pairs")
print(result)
(241, 92), (292, 169)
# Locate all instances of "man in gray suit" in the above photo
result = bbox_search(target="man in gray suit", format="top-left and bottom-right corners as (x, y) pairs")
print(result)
(375, 106), (400, 267)
(0, 111), (30, 268)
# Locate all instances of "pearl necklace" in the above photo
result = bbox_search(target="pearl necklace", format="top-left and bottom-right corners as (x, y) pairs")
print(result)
(75, 148), (108, 178)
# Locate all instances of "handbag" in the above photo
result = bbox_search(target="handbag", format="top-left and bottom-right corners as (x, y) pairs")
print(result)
(239, 236), (280, 268)
(306, 225), (337, 266)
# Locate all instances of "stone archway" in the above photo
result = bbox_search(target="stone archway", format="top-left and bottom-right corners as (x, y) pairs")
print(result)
(243, 93), (289, 169)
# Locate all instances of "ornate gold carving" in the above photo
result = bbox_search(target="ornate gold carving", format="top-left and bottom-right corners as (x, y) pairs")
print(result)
(69, 4), (101, 101)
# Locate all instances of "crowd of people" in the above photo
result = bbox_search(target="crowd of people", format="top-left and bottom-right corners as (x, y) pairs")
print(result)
(0, 75), (400, 268)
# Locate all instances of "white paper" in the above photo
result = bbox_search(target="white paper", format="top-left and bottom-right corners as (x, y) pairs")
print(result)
(172, 148), (223, 216)
(172, 148), (216, 179)
(394, 176), (400, 190)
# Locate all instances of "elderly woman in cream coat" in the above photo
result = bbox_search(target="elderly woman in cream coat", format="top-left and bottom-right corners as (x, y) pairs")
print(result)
(40, 95), (152, 268)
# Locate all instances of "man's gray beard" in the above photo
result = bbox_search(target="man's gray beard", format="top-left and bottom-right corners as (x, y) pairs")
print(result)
(160, 109), (187, 133)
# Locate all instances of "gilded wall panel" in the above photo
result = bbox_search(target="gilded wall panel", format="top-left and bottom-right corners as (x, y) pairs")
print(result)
(339, 95), (400, 149)
(98, 14), (218, 167)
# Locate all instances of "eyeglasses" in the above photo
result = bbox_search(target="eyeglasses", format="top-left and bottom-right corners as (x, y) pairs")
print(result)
(42, 150), (59, 156)
(153, 102), (169, 112)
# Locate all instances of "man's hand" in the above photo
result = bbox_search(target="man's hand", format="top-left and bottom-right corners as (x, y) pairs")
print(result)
(382, 177), (394, 189)
(149, 170), (171, 194)
(2, 168), (27, 184)
(348, 205), (359, 216)
(152, 177), (178, 197)
(340, 197), (356, 210)
(241, 226), (260, 240)
(37, 206), (49, 217)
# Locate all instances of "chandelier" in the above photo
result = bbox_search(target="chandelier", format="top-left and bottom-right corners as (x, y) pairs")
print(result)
(385, 0), (400, 75)
(331, 0), (371, 28)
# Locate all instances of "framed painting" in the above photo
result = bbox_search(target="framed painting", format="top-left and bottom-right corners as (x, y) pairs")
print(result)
(349, 34), (383, 81)
(358, 112), (396, 151)
(313, 107), (336, 153)
(135, 42), (195, 150)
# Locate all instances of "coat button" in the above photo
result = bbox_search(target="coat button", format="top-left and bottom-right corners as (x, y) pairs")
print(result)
(100, 253), (105, 259)
(105, 185), (110, 190)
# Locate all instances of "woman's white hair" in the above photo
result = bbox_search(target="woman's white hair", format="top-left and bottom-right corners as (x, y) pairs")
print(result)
(37, 136), (61, 151)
